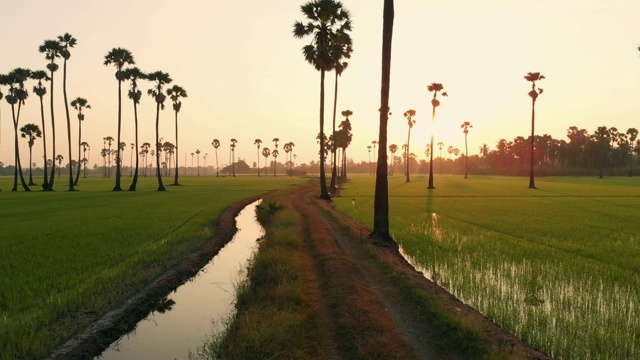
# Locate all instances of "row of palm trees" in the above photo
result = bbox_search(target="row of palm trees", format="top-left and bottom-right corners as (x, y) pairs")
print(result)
(0, 34), (190, 192)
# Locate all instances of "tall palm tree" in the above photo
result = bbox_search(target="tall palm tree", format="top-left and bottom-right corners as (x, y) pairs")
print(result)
(104, 47), (135, 191)
(437, 141), (445, 174)
(370, 0), (394, 244)
(4, 68), (32, 191)
(56, 154), (64, 177)
(403, 109), (416, 182)
(338, 110), (352, 178)
(427, 82), (448, 189)
(30, 70), (51, 190)
(122, 67), (146, 190)
(141, 142), (151, 177)
(254, 138), (262, 176)
(80, 141), (89, 177)
(196, 149), (201, 176)
(294, 0), (351, 201)
(147, 71), (172, 191)
(524, 72), (545, 189)
(285, 142), (295, 176)
(167, 84), (187, 185)
(389, 144), (397, 175)
(212, 138), (220, 177)
(230, 138), (238, 177)
(272, 149), (279, 176)
(329, 28), (353, 191)
(272, 137), (279, 151)
(39, 39), (62, 190)
(262, 147), (271, 175)
(368, 145), (372, 175)
(20, 123), (42, 186)
(58, 33), (77, 191)
(461, 121), (473, 179)
(129, 143), (134, 176)
(103, 136), (114, 177)
(70, 97), (90, 186)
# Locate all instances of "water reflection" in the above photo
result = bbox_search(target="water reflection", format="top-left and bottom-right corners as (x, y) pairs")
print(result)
(96, 200), (263, 360)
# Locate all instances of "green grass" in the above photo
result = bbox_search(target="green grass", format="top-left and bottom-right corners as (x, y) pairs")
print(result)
(0, 175), (306, 359)
(334, 174), (640, 359)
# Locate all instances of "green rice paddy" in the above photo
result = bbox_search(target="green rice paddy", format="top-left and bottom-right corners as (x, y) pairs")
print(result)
(333, 174), (640, 359)
(0, 175), (306, 359)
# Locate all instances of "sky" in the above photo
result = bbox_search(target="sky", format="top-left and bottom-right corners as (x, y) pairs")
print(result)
(1, 0), (639, 169)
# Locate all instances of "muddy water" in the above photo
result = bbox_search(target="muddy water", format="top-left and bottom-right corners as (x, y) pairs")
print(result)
(96, 200), (263, 360)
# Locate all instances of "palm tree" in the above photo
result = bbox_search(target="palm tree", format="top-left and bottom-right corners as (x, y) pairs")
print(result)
(147, 71), (172, 191)
(329, 25), (353, 191)
(367, 145), (372, 174)
(338, 110), (353, 178)
(58, 33), (77, 191)
(389, 144), (397, 175)
(272, 149), (279, 176)
(212, 139), (220, 177)
(254, 139), (262, 176)
(525, 72), (545, 189)
(103, 136), (114, 177)
(437, 141), (444, 174)
(461, 121), (473, 179)
(80, 141), (89, 177)
(447, 145), (454, 160)
(104, 47), (134, 191)
(262, 147), (271, 175)
(20, 123), (42, 186)
(70, 97), (90, 186)
(627, 128), (638, 176)
(403, 109), (416, 182)
(479, 143), (490, 157)
(196, 149), (201, 176)
(230, 138), (238, 177)
(427, 82), (448, 189)
(120, 67), (147, 190)
(294, 0), (351, 201)
(31, 70), (51, 190)
(167, 84), (187, 185)
(129, 143), (134, 176)
(285, 142), (295, 176)
(370, 0), (394, 244)
(272, 137), (279, 151)
(39, 39), (62, 190)
(56, 154), (64, 177)
(3, 68), (32, 191)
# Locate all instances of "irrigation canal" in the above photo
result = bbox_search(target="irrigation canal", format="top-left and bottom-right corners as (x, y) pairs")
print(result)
(95, 200), (263, 359)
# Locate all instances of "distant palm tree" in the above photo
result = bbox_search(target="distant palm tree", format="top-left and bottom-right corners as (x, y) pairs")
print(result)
(284, 142), (295, 176)
(427, 82), (448, 189)
(196, 149), (201, 176)
(479, 143), (489, 157)
(70, 97), (90, 186)
(212, 139), (220, 177)
(147, 71), (172, 191)
(403, 109), (416, 182)
(167, 84), (187, 185)
(272, 149), (279, 176)
(39, 38), (62, 190)
(104, 47), (134, 191)
(80, 141), (89, 177)
(294, 0), (351, 201)
(388, 144), (397, 175)
(230, 138), (238, 177)
(3, 68), (32, 191)
(368, 145), (372, 175)
(103, 136), (114, 177)
(31, 70), (51, 190)
(370, 0), (394, 244)
(437, 141), (445, 175)
(461, 121), (473, 179)
(627, 128), (638, 176)
(338, 110), (353, 178)
(58, 33), (77, 191)
(20, 123), (42, 186)
(262, 147), (271, 175)
(254, 139), (262, 177)
(447, 145), (454, 159)
(129, 143), (134, 176)
(121, 67), (147, 190)
(56, 154), (64, 177)
(524, 72), (545, 189)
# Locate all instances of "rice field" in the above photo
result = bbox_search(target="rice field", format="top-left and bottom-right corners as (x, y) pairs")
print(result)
(333, 174), (640, 359)
(0, 175), (306, 359)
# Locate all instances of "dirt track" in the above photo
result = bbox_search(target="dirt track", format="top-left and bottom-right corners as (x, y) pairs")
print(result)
(291, 186), (549, 359)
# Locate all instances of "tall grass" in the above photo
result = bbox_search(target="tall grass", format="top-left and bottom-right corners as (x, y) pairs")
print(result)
(0, 175), (306, 359)
(334, 175), (640, 359)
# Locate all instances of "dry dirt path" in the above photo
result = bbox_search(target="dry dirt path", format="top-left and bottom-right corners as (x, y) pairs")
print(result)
(292, 186), (549, 359)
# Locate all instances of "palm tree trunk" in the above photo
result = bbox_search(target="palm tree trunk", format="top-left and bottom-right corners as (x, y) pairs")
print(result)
(63, 59), (75, 191)
(28, 145), (34, 185)
(129, 99), (140, 191)
(74, 120), (81, 185)
(427, 107), (436, 189)
(370, 0), (394, 244)
(12, 102), (30, 191)
(318, 69), (330, 201)
(464, 133), (469, 179)
(155, 102), (165, 191)
(406, 128), (411, 182)
(257, 147), (260, 177)
(39, 95), (50, 190)
(173, 111), (180, 185)
(48, 67), (56, 190)
(529, 98), (536, 189)
(114, 79), (123, 191)
(330, 71), (339, 190)
(215, 150), (219, 177)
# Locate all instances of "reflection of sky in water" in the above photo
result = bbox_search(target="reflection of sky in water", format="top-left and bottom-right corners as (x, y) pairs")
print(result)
(97, 200), (263, 360)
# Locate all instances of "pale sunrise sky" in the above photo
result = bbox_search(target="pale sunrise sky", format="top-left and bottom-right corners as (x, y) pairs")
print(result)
(1, 0), (639, 168)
